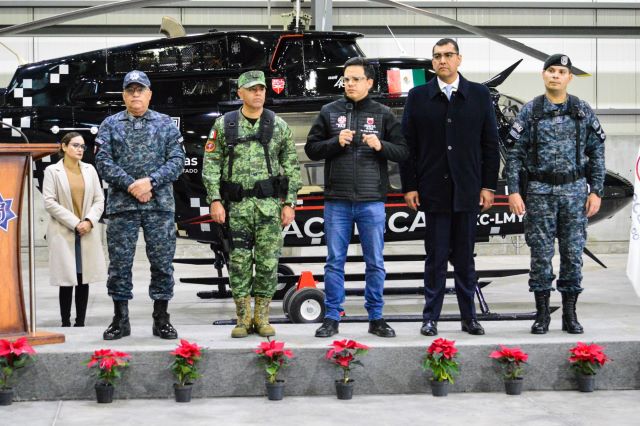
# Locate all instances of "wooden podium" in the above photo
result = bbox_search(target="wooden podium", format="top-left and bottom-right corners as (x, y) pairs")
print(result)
(0, 143), (65, 345)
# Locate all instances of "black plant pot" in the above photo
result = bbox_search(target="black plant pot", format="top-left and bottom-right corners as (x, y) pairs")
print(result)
(174, 383), (193, 402)
(430, 379), (449, 397)
(577, 374), (596, 392)
(335, 379), (354, 400)
(95, 383), (114, 403)
(504, 378), (524, 395)
(266, 380), (285, 401)
(0, 388), (14, 406)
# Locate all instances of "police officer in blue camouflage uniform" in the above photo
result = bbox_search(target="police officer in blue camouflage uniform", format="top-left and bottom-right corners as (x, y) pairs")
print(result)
(506, 54), (605, 334)
(95, 70), (185, 340)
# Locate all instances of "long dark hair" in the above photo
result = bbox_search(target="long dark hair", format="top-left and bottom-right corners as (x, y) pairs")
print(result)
(59, 131), (83, 156)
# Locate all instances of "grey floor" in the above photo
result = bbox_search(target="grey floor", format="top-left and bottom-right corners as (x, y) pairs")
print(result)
(5, 391), (640, 425)
(11, 249), (640, 424)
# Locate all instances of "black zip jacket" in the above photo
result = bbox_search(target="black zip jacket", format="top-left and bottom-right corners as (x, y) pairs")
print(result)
(305, 95), (409, 201)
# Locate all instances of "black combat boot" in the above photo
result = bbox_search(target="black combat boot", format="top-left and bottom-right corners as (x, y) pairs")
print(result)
(561, 292), (584, 334)
(152, 300), (178, 339)
(103, 300), (131, 340)
(531, 290), (551, 334)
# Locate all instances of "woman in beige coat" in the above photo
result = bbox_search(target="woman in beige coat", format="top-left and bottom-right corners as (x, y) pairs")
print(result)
(43, 132), (107, 326)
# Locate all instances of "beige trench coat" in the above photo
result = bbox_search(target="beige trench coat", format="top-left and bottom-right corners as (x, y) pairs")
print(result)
(43, 160), (107, 286)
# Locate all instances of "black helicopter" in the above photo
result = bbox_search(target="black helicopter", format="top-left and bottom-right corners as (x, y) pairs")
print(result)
(0, 0), (634, 322)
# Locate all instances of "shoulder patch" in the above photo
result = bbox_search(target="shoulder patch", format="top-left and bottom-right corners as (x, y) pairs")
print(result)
(591, 119), (606, 142)
(507, 121), (525, 144)
(209, 129), (217, 140)
(205, 140), (216, 153)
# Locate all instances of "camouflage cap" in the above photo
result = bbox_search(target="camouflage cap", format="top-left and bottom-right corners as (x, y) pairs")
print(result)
(543, 54), (572, 71)
(238, 70), (266, 89)
(123, 70), (151, 89)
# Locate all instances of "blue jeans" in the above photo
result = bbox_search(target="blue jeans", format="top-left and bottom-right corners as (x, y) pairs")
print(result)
(324, 200), (386, 321)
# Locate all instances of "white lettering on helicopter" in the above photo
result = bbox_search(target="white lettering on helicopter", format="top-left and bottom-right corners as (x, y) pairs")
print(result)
(281, 211), (521, 242)
(477, 212), (522, 226)
(183, 157), (199, 174)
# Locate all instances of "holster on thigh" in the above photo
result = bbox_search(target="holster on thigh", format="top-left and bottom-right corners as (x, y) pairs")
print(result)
(231, 230), (254, 250)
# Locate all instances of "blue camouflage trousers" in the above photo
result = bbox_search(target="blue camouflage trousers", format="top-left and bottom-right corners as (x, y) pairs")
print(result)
(524, 193), (587, 293)
(106, 210), (176, 301)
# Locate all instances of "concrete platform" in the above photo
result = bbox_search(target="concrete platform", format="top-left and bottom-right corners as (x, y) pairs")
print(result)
(7, 252), (640, 401)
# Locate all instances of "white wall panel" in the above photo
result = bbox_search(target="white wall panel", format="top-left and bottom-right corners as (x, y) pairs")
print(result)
(596, 39), (637, 109)
(0, 8), (31, 25)
(0, 37), (33, 87)
(596, 9), (640, 26)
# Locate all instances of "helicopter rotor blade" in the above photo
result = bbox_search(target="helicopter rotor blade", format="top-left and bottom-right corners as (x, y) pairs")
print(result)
(482, 59), (522, 88)
(368, 0), (590, 77)
(0, 0), (178, 36)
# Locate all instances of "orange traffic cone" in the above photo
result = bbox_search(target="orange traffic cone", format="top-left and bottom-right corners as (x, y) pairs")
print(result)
(297, 270), (317, 290)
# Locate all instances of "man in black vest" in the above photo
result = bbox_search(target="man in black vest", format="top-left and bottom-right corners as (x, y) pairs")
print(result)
(400, 39), (500, 336)
(306, 57), (409, 338)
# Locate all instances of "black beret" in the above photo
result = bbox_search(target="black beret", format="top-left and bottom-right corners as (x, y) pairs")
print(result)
(543, 54), (572, 71)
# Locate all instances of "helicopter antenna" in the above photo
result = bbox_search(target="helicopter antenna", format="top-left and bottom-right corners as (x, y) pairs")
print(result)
(386, 25), (407, 56)
(0, 41), (27, 65)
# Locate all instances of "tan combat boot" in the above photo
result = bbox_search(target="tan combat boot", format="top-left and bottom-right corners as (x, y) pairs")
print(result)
(253, 296), (276, 337)
(231, 296), (253, 338)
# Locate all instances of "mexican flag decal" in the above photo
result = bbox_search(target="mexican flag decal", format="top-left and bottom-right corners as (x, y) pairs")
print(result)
(386, 69), (426, 94)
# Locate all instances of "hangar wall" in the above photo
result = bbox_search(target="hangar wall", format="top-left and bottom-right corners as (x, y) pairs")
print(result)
(1, 0), (638, 252)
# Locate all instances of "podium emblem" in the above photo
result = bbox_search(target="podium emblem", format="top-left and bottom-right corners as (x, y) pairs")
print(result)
(0, 193), (17, 231)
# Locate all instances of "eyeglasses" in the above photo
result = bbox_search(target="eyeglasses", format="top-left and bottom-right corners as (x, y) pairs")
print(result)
(69, 143), (87, 151)
(343, 76), (368, 84)
(432, 52), (458, 61)
(124, 86), (149, 95)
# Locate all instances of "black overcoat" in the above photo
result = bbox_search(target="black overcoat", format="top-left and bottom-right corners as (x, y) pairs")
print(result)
(400, 75), (500, 212)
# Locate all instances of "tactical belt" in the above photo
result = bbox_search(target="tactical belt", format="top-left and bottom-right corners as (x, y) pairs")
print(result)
(529, 168), (585, 186)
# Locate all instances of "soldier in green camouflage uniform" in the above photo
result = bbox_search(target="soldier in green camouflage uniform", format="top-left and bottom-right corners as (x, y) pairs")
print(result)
(202, 70), (301, 338)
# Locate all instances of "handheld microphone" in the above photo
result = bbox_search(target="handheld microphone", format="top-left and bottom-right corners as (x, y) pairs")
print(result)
(345, 103), (353, 131)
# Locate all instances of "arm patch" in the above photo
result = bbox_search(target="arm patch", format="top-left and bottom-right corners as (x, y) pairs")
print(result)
(591, 119), (606, 142)
(506, 121), (524, 146)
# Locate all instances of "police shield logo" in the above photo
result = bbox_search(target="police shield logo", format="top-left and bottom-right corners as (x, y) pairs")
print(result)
(367, 117), (374, 125)
(561, 56), (569, 66)
(0, 193), (17, 232)
(336, 115), (346, 129)
(272, 78), (285, 94)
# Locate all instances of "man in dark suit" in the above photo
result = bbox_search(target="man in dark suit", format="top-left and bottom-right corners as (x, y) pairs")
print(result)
(400, 38), (500, 336)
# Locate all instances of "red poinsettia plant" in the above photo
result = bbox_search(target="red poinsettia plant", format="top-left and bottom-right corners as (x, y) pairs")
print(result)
(325, 339), (370, 384)
(170, 339), (203, 386)
(422, 338), (459, 383)
(489, 345), (529, 380)
(86, 349), (130, 386)
(0, 338), (36, 390)
(255, 339), (294, 384)
(568, 342), (610, 376)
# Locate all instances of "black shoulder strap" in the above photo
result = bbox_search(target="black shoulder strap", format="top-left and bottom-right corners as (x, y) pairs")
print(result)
(223, 110), (240, 181)
(530, 95), (545, 167)
(257, 108), (276, 177)
(567, 95), (584, 168)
